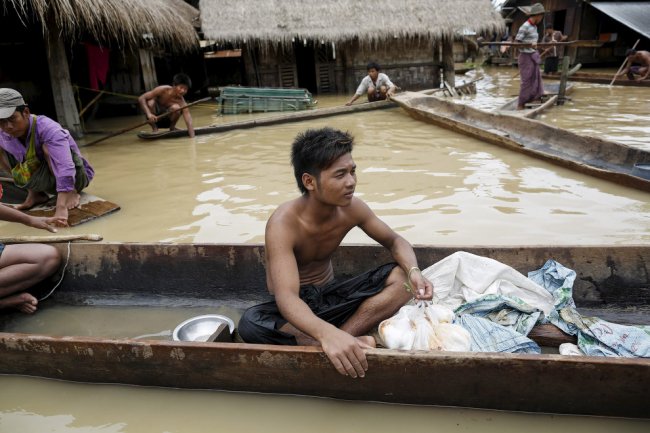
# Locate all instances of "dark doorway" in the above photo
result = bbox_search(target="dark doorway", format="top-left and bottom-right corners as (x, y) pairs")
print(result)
(554, 9), (567, 34)
(294, 40), (317, 93)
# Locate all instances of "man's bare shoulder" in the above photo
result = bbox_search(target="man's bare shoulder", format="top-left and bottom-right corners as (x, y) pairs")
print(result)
(267, 198), (302, 229)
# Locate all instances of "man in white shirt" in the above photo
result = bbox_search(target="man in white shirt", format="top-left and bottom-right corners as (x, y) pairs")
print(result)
(346, 62), (397, 106)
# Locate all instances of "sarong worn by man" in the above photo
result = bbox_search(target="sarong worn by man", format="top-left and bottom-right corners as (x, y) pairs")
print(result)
(516, 19), (544, 109)
(238, 263), (397, 344)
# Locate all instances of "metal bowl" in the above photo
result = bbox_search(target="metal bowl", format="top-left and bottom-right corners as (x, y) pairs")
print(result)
(172, 314), (235, 342)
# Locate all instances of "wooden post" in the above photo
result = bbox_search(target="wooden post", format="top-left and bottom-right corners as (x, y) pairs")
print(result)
(139, 49), (158, 91)
(441, 36), (455, 89)
(432, 41), (441, 88)
(45, 25), (83, 139)
(557, 56), (571, 105)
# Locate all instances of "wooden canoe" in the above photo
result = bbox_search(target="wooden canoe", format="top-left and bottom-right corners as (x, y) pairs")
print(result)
(0, 242), (649, 418)
(391, 91), (650, 192)
(498, 82), (574, 118)
(543, 71), (650, 87)
(136, 99), (396, 140)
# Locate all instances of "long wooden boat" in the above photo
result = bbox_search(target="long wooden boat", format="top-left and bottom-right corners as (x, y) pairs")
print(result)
(543, 71), (650, 87)
(391, 91), (650, 192)
(1, 242), (649, 418)
(136, 99), (395, 140)
(498, 82), (574, 118)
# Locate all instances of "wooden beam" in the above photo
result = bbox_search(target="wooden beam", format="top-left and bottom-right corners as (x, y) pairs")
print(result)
(441, 37), (455, 88)
(45, 20), (83, 139)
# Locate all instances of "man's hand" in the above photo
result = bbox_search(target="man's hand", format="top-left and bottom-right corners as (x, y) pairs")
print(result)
(407, 268), (434, 301)
(320, 327), (371, 378)
(146, 113), (157, 124)
(27, 215), (67, 232)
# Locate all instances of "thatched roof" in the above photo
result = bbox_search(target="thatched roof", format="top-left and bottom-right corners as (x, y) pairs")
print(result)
(3, 0), (199, 52)
(199, 0), (505, 46)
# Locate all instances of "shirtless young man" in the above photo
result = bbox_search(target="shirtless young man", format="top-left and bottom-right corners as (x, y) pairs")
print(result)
(0, 185), (62, 314)
(616, 50), (650, 82)
(138, 73), (195, 138)
(238, 127), (433, 378)
(0, 88), (94, 225)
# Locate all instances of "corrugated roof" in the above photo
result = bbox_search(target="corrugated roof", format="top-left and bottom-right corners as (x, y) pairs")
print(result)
(588, 1), (650, 40)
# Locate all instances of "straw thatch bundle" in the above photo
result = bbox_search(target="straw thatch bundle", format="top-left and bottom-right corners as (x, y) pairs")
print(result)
(3, 0), (199, 52)
(199, 0), (504, 46)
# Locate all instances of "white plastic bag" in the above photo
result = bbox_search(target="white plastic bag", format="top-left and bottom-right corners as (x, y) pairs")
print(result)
(379, 302), (471, 352)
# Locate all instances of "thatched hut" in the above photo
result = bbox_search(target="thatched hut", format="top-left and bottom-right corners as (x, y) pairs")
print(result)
(501, 1), (650, 67)
(199, 0), (504, 94)
(0, 0), (199, 137)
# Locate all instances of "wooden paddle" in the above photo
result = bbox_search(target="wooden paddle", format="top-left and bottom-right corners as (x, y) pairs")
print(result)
(84, 97), (212, 147)
(609, 39), (640, 87)
(0, 234), (103, 243)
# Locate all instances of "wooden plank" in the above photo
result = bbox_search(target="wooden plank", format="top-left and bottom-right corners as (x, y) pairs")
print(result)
(137, 100), (396, 140)
(23, 193), (120, 227)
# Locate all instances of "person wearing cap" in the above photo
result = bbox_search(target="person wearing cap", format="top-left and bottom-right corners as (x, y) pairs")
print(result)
(0, 88), (95, 225)
(0, 182), (63, 314)
(514, 2), (546, 110)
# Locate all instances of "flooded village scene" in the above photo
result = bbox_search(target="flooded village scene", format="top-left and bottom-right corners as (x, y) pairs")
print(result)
(2, 0), (650, 432)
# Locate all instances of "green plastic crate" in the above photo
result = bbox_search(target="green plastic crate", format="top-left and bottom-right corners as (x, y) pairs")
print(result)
(218, 86), (316, 114)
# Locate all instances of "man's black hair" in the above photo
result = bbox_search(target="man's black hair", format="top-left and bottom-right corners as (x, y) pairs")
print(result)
(367, 62), (381, 71)
(172, 73), (192, 89)
(626, 49), (637, 57)
(291, 127), (354, 195)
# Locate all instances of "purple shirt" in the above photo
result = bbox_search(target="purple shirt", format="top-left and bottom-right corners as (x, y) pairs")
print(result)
(0, 115), (94, 192)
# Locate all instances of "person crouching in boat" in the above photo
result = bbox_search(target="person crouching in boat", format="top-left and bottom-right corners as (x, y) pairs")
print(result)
(0, 182), (62, 314)
(238, 127), (433, 378)
(138, 73), (195, 138)
(514, 3), (546, 110)
(0, 88), (95, 226)
(346, 62), (397, 106)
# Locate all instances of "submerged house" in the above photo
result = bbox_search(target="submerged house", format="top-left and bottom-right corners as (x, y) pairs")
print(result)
(501, 0), (650, 66)
(0, 0), (199, 138)
(198, 0), (504, 95)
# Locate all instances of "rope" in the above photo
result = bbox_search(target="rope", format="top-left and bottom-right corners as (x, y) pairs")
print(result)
(73, 85), (216, 109)
(38, 241), (71, 302)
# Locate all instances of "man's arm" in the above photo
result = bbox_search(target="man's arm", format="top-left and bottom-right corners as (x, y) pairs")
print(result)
(0, 203), (65, 232)
(138, 87), (164, 123)
(356, 200), (433, 300)
(265, 216), (370, 378)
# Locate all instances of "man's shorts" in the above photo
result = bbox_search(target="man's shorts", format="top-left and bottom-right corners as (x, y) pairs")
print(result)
(237, 262), (397, 345)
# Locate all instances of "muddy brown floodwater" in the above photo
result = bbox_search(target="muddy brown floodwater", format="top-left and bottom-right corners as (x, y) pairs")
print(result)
(1, 67), (649, 432)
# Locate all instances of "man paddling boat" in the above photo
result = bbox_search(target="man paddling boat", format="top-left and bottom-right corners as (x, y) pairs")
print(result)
(238, 127), (433, 378)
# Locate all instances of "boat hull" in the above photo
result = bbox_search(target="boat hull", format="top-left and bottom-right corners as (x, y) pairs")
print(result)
(1, 242), (649, 417)
(391, 92), (650, 192)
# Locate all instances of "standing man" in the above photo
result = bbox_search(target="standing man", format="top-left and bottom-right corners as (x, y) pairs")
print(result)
(515, 3), (546, 110)
(138, 73), (195, 138)
(0, 183), (62, 314)
(238, 127), (433, 378)
(615, 50), (650, 82)
(0, 88), (95, 226)
(346, 62), (397, 106)
(541, 24), (568, 73)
